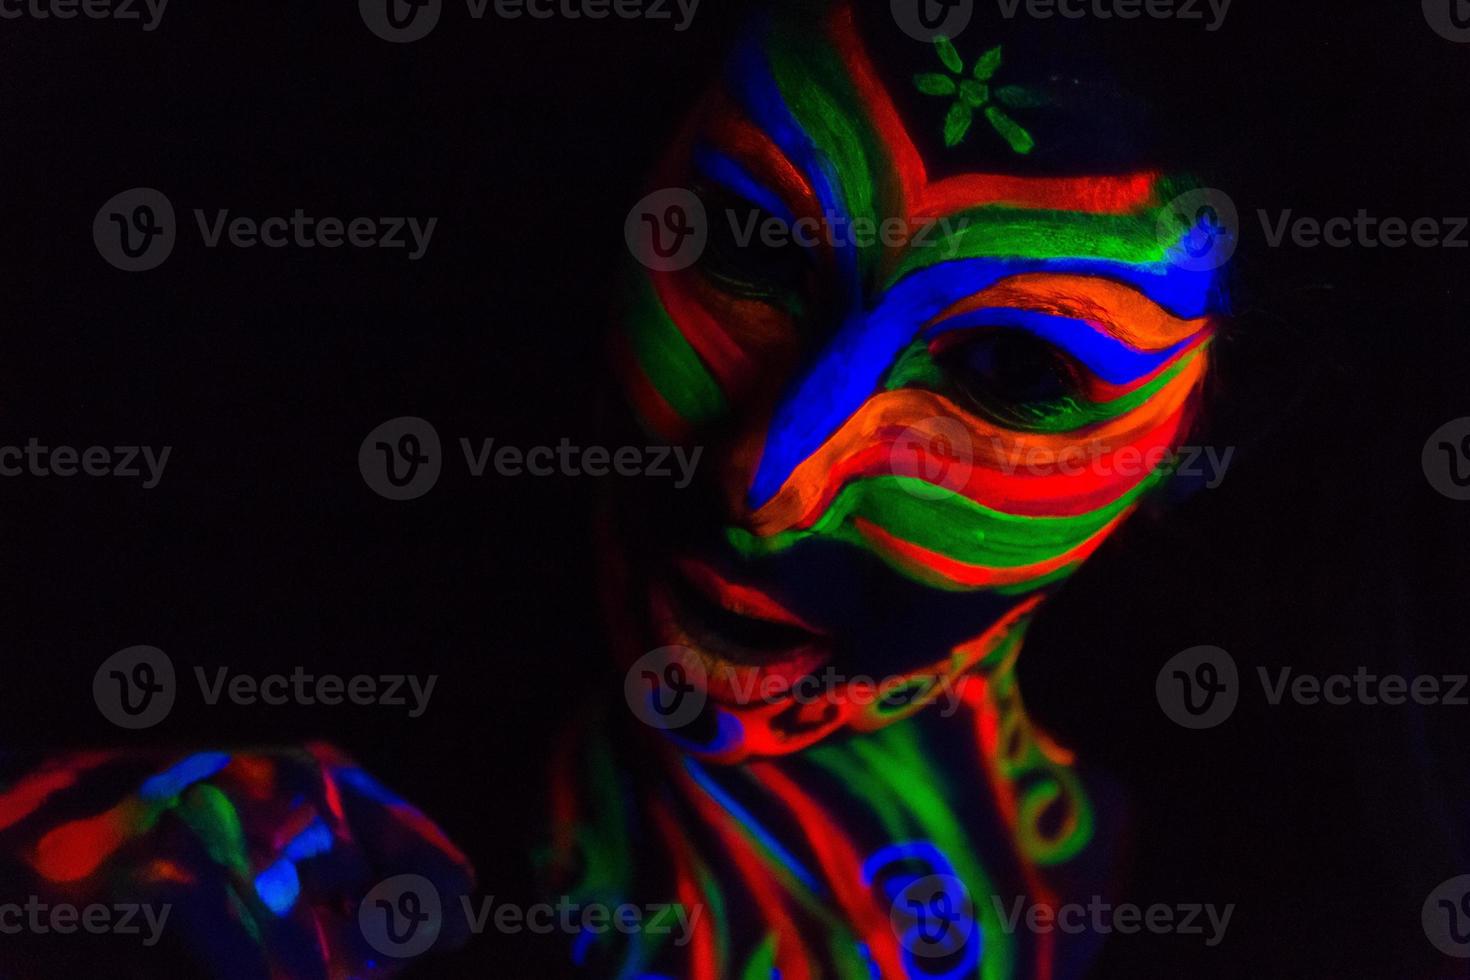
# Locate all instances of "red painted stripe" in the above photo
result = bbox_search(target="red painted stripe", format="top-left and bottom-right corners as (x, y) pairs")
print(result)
(750, 762), (909, 978)
(853, 509), (1128, 589)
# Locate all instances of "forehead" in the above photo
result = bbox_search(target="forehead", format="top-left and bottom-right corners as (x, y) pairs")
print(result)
(705, 1), (1157, 178)
(669, 2), (1224, 316)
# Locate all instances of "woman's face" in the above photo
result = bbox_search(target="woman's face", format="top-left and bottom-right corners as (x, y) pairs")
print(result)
(612, 1), (1224, 762)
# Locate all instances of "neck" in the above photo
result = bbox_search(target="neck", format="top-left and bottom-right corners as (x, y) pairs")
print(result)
(542, 629), (1126, 979)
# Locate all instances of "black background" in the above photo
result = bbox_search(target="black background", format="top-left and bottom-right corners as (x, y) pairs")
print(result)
(3, 0), (1470, 976)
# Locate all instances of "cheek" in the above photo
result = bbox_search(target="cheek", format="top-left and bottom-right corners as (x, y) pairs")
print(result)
(615, 257), (807, 447)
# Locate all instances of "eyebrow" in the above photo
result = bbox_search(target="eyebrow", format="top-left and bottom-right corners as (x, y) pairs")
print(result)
(963, 274), (1214, 350)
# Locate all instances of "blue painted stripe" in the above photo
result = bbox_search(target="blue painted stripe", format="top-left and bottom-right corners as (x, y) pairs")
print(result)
(334, 767), (405, 807)
(923, 308), (1194, 386)
(694, 145), (796, 227)
(683, 757), (823, 895)
(726, 23), (860, 299)
(138, 752), (232, 802)
(282, 818), (334, 862)
(254, 858), (301, 916)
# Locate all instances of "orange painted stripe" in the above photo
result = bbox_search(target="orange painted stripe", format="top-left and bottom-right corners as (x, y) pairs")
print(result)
(748, 355), (1204, 535)
(943, 274), (1214, 352)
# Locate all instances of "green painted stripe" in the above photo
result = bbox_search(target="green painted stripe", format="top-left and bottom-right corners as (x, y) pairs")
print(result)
(626, 273), (728, 427)
(765, 17), (887, 284)
(731, 466), (1167, 569)
(740, 932), (779, 980)
(887, 206), (1178, 287)
(857, 724), (1014, 980)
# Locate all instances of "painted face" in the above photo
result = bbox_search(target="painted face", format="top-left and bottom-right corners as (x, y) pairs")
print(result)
(612, 1), (1226, 762)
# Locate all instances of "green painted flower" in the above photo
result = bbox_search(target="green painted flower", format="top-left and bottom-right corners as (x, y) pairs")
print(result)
(914, 37), (1045, 154)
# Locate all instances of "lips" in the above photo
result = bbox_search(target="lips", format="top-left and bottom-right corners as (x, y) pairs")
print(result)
(652, 559), (831, 683)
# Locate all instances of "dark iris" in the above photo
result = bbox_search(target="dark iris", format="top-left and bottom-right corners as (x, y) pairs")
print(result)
(936, 329), (1081, 423)
(694, 183), (810, 304)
